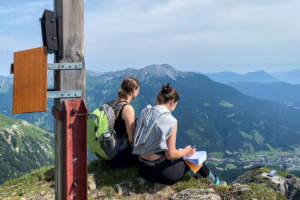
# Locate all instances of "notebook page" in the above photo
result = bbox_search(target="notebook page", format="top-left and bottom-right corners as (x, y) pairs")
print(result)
(183, 151), (206, 166)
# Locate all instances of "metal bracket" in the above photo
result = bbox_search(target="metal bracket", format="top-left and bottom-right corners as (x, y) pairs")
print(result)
(47, 90), (82, 98)
(10, 62), (83, 75)
(48, 62), (83, 70)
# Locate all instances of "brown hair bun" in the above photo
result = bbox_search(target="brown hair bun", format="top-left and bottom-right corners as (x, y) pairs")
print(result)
(157, 83), (179, 104)
(161, 83), (172, 93)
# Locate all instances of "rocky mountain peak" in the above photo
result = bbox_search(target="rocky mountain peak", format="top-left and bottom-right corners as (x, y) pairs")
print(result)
(103, 64), (193, 82)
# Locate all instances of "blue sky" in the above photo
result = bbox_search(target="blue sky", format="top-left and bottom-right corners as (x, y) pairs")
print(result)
(0, 0), (299, 76)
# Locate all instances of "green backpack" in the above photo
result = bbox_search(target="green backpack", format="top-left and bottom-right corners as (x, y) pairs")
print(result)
(87, 101), (129, 160)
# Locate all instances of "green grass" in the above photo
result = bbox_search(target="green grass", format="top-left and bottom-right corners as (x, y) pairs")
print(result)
(0, 166), (55, 199)
(88, 160), (140, 188)
(172, 176), (210, 191)
(0, 162), (290, 200)
(240, 150), (272, 158)
(209, 161), (219, 167)
(192, 122), (205, 132)
(252, 130), (264, 145)
(208, 151), (224, 158)
(246, 184), (287, 200)
(239, 130), (253, 139)
(227, 113), (235, 117)
(220, 100), (234, 108)
(242, 142), (255, 154)
(267, 156), (276, 159)
(186, 129), (198, 140)
(87, 160), (212, 196)
(243, 164), (253, 169)
(225, 163), (237, 170)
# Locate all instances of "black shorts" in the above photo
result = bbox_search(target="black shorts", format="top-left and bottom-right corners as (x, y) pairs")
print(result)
(137, 156), (190, 185)
(137, 156), (211, 185)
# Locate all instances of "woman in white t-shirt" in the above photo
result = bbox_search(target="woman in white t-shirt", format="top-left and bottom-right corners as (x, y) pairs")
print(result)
(133, 83), (227, 186)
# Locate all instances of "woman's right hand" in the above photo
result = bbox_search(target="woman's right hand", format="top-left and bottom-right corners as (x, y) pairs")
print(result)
(184, 145), (196, 157)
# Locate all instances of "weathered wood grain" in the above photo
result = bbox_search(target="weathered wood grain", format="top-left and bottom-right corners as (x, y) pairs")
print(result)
(13, 47), (48, 114)
(53, 0), (86, 199)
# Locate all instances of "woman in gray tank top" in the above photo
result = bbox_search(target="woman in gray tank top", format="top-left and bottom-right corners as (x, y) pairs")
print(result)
(133, 84), (227, 186)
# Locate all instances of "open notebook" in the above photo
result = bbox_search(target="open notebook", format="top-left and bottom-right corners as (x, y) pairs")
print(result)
(180, 151), (207, 173)
(183, 151), (206, 166)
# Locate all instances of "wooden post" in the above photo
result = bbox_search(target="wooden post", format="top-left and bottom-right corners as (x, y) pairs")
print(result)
(53, 0), (85, 199)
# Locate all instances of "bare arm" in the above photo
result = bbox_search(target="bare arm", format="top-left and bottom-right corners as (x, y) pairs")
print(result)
(165, 122), (196, 160)
(122, 104), (136, 145)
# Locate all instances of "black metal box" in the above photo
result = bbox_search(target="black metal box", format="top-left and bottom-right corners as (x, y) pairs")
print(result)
(40, 9), (58, 54)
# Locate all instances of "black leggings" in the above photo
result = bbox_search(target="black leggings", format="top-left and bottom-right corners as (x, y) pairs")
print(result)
(106, 146), (138, 168)
(138, 156), (210, 185)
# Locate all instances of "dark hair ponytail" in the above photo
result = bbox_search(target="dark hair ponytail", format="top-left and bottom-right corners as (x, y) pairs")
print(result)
(118, 89), (128, 100)
(117, 76), (140, 100)
(156, 83), (179, 104)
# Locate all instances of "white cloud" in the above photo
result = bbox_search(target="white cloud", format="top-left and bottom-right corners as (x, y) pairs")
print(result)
(84, 0), (300, 71)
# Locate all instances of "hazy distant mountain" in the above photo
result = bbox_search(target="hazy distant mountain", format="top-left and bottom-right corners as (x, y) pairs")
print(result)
(270, 69), (300, 84)
(86, 70), (99, 76)
(94, 71), (106, 76)
(205, 71), (281, 84)
(0, 76), (13, 90)
(47, 70), (54, 89)
(228, 82), (300, 109)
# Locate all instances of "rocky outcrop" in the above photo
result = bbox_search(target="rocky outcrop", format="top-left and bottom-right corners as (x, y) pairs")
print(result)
(231, 167), (258, 184)
(277, 178), (300, 200)
(230, 183), (252, 194)
(171, 188), (221, 200)
(233, 167), (299, 200)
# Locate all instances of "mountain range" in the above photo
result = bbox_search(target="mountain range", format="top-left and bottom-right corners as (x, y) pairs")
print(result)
(204, 70), (281, 84)
(1, 64), (300, 169)
(0, 114), (54, 185)
(228, 82), (300, 109)
(270, 69), (300, 84)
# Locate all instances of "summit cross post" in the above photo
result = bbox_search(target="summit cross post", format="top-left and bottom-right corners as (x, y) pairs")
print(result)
(53, 0), (87, 200)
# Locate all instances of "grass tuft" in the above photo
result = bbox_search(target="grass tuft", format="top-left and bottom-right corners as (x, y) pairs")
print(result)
(0, 166), (55, 199)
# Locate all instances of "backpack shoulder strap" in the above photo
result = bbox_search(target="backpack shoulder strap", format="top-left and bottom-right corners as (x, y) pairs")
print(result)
(113, 102), (129, 111)
(106, 100), (129, 111)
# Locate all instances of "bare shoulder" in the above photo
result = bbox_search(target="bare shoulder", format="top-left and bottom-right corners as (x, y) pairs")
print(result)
(122, 104), (135, 113)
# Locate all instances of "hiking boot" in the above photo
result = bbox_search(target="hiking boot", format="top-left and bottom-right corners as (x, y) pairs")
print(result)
(214, 176), (227, 188)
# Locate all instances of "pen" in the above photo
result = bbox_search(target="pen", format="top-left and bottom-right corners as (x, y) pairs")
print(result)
(191, 145), (196, 152)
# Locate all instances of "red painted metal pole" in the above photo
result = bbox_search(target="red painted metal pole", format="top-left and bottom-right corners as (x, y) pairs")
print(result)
(63, 99), (89, 200)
